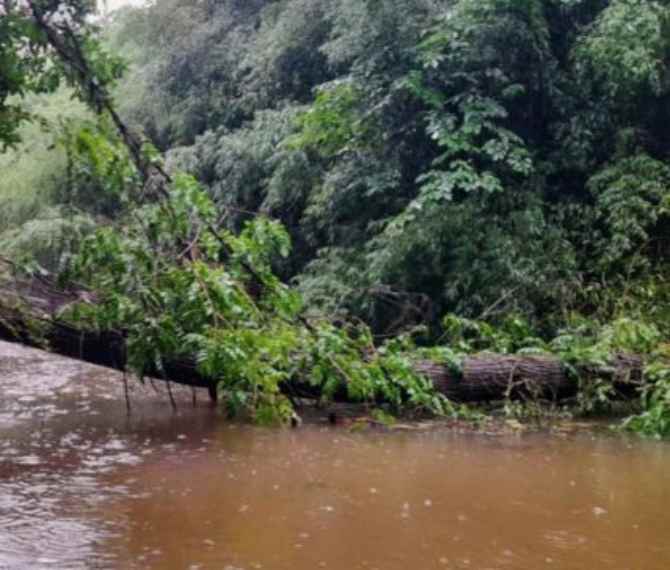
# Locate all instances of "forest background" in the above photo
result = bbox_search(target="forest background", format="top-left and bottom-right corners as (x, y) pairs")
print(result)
(2, 0), (670, 433)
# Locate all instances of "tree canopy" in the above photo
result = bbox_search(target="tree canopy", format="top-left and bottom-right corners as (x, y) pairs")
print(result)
(101, 0), (670, 333)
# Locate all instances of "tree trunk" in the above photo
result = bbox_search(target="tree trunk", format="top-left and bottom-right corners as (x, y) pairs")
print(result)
(414, 353), (643, 402)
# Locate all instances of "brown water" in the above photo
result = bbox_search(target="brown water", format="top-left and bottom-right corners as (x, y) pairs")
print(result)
(1, 341), (670, 570)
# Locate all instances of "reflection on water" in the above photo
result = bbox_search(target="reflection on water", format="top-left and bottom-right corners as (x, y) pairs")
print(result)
(1, 341), (670, 570)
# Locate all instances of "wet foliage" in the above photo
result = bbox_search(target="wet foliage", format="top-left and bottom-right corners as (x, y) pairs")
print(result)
(2, 0), (670, 433)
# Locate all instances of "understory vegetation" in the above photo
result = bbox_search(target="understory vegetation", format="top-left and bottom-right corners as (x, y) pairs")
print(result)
(1, 0), (669, 435)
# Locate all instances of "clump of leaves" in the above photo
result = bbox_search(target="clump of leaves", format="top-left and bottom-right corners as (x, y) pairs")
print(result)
(59, 172), (451, 424)
(587, 154), (670, 275)
(286, 81), (366, 157)
(624, 360), (670, 438)
(441, 313), (547, 354)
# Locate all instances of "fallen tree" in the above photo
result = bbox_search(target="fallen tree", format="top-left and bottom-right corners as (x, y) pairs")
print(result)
(0, 269), (210, 394)
(0, 9), (647, 420)
(0, 270), (644, 406)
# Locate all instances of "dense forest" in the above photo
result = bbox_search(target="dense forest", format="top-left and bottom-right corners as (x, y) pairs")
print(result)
(1, 0), (669, 433)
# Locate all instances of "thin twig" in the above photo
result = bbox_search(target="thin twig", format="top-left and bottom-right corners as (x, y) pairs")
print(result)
(123, 367), (131, 414)
(160, 368), (178, 412)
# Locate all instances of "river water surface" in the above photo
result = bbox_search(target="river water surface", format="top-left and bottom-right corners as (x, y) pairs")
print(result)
(1, 340), (669, 570)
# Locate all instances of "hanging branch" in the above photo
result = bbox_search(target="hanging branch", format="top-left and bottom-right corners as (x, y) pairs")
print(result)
(27, 1), (169, 189)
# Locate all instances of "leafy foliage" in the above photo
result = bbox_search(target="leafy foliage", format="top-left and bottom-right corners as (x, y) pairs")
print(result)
(574, 0), (670, 106)
(4, 0), (670, 432)
(624, 359), (670, 438)
(588, 154), (670, 273)
(59, 172), (450, 423)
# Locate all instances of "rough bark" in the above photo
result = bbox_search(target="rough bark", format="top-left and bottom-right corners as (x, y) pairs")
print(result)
(414, 353), (643, 402)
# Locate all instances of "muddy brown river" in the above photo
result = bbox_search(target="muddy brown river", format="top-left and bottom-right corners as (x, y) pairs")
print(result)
(1, 340), (670, 569)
